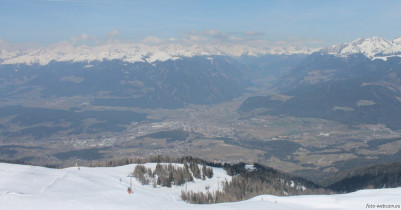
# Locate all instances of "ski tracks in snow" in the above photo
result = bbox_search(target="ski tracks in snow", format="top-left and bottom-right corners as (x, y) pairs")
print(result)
(40, 171), (71, 193)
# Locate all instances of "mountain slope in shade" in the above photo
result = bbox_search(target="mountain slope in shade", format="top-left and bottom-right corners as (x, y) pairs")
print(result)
(240, 57), (401, 129)
(240, 36), (401, 129)
(326, 162), (401, 193)
(1, 163), (401, 210)
(0, 56), (250, 109)
(240, 79), (401, 130)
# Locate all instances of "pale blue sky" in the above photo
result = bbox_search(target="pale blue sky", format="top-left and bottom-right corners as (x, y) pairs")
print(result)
(1, 0), (401, 47)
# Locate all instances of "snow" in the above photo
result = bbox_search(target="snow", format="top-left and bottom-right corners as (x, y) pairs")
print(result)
(126, 163), (232, 193)
(0, 42), (318, 65)
(245, 164), (256, 171)
(1, 162), (400, 210)
(321, 36), (401, 59)
(3, 36), (401, 65)
(372, 54), (401, 61)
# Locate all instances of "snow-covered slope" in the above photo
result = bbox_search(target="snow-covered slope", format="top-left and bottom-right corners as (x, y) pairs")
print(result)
(0, 43), (316, 65)
(1, 163), (400, 210)
(321, 36), (401, 59)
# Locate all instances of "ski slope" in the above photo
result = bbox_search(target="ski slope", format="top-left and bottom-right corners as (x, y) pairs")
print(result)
(0, 163), (400, 210)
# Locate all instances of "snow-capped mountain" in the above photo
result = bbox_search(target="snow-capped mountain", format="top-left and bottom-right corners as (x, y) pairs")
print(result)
(321, 36), (401, 59)
(0, 42), (316, 65)
(240, 36), (401, 130)
(2, 36), (401, 66)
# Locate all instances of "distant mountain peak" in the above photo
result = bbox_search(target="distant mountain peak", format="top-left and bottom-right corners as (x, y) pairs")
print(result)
(392, 36), (401, 44)
(321, 36), (401, 59)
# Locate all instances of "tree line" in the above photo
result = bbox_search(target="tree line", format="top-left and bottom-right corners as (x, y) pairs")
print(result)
(181, 162), (332, 204)
(132, 160), (213, 188)
(89, 155), (223, 168)
(326, 161), (401, 192)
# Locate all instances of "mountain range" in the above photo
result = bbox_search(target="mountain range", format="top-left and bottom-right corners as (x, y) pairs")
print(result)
(2, 36), (401, 159)
(0, 42), (316, 65)
(0, 56), (251, 109)
(239, 36), (401, 130)
(321, 36), (401, 59)
(1, 36), (401, 65)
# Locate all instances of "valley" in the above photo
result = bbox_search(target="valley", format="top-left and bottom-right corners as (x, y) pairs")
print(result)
(3, 1), (401, 209)
(2, 89), (401, 183)
(2, 37), (401, 185)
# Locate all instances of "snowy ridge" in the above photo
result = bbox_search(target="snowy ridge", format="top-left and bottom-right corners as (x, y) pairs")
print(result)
(321, 36), (401, 59)
(1, 163), (401, 210)
(0, 42), (317, 65)
(3, 36), (401, 65)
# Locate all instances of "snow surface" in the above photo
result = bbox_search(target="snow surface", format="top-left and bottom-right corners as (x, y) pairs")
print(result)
(0, 42), (317, 65)
(1, 163), (400, 210)
(321, 36), (401, 59)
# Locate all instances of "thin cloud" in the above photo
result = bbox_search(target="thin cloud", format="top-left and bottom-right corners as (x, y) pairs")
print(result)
(274, 37), (326, 48)
(0, 38), (41, 51)
(203, 29), (228, 38)
(70, 33), (99, 45)
(104, 29), (120, 39)
(141, 30), (287, 48)
(141, 36), (165, 44)
(1, 30), (324, 54)
(242, 31), (264, 37)
(39, 0), (106, 3)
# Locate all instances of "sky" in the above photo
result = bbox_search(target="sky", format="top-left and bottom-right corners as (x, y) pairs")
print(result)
(1, 0), (401, 48)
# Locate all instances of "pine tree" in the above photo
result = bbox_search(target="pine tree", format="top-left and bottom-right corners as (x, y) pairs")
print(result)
(190, 161), (201, 179)
(202, 164), (207, 180)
